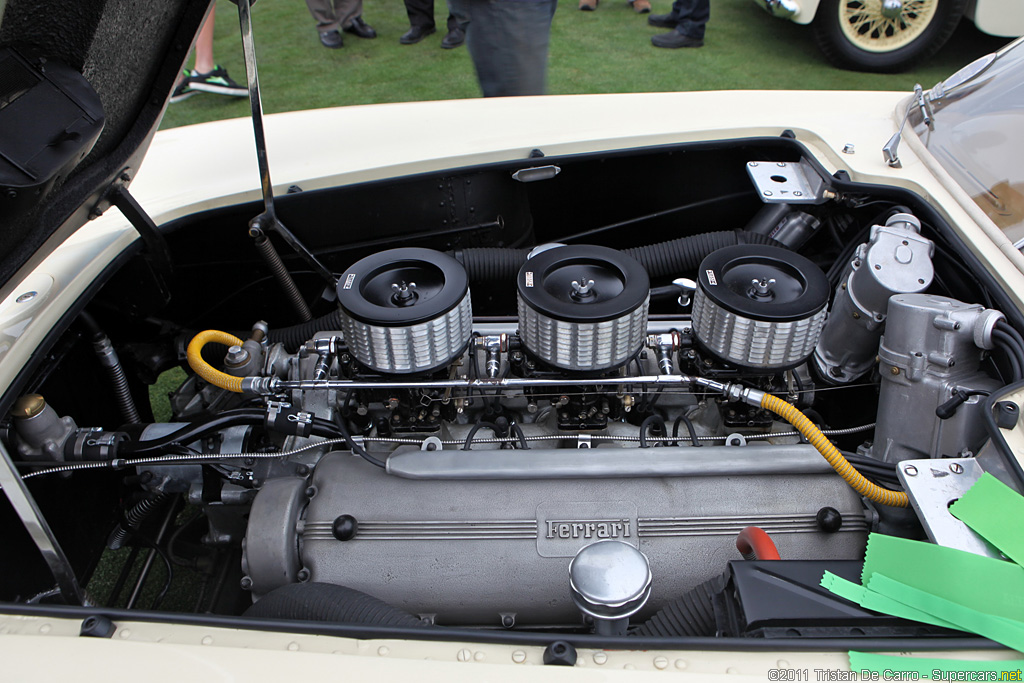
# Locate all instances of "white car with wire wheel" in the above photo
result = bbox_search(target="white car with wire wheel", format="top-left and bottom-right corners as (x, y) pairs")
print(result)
(757, 0), (1024, 71)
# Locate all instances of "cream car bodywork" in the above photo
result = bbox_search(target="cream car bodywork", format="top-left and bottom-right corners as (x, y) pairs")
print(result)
(4, 613), (1023, 680)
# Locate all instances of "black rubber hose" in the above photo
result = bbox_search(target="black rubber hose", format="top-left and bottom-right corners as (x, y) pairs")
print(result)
(464, 421), (499, 450)
(672, 413), (701, 447)
(510, 422), (530, 449)
(243, 583), (427, 628)
(266, 310), (344, 352)
(452, 231), (781, 283)
(630, 572), (728, 637)
(452, 247), (531, 282)
(336, 414), (386, 469)
(122, 409), (344, 455)
(639, 415), (667, 448)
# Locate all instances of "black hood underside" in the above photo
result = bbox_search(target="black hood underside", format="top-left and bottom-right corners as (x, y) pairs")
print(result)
(0, 0), (211, 287)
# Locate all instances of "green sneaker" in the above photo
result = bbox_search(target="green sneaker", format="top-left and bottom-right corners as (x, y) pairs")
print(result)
(188, 65), (247, 97)
(170, 69), (196, 103)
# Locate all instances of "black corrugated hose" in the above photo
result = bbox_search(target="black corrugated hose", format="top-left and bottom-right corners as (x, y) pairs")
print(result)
(107, 493), (169, 550)
(451, 230), (782, 282)
(630, 572), (728, 637)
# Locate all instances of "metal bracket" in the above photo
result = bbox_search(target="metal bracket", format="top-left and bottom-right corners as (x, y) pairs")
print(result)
(576, 434), (592, 449)
(111, 184), (174, 280)
(746, 160), (826, 204)
(897, 458), (1001, 559)
(0, 440), (84, 604)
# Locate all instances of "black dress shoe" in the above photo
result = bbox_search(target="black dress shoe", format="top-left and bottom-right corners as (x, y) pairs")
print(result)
(344, 16), (377, 39)
(647, 12), (678, 28)
(651, 30), (703, 48)
(319, 30), (344, 48)
(400, 25), (436, 44)
(440, 27), (465, 49)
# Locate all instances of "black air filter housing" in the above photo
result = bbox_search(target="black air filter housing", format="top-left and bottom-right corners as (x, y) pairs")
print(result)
(337, 248), (472, 374)
(517, 245), (649, 372)
(691, 244), (828, 370)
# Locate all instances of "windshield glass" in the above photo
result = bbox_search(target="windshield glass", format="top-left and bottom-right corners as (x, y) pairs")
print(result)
(912, 38), (1024, 245)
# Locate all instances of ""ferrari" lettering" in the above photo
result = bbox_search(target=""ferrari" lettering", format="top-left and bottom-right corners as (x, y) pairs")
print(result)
(544, 519), (631, 539)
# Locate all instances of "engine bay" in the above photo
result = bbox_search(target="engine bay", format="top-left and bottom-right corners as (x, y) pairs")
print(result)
(3, 137), (1023, 638)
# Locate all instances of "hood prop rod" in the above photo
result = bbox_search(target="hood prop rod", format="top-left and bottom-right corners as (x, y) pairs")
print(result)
(234, 0), (336, 304)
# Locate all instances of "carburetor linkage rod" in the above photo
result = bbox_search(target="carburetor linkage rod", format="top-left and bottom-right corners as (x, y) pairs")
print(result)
(243, 374), (767, 403)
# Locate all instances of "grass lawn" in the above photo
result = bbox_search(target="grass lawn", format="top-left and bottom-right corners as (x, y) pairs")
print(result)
(161, 0), (1012, 130)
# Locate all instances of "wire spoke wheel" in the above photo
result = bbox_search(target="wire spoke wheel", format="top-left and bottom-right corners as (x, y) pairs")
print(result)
(840, 0), (938, 52)
(813, 0), (966, 71)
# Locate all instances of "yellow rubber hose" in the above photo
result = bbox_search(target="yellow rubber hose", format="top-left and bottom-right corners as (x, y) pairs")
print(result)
(760, 393), (909, 508)
(186, 330), (247, 393)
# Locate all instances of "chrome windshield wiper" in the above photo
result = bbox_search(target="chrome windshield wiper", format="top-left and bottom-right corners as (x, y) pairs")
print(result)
(881, 51), (999, 169)
(882, 84), (931, 169)
(929, 52), (998, 103)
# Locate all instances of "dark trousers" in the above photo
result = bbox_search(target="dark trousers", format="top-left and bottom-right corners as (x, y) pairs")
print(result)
(669, 0), (709, 39)
(446, 0), (557, 97)
(305, 0), (362, 31)
(404, 0), (462, 31)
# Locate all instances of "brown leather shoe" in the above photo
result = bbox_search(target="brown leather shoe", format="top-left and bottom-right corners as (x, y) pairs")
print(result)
(631, 0), (651, 13)
(578, 0), (598, 11)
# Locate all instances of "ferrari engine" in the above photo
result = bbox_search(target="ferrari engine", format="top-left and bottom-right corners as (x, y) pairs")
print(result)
(6, 144), (1022, 637)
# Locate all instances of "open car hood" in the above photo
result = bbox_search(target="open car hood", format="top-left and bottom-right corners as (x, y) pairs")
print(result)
(0, 0), (210, 288)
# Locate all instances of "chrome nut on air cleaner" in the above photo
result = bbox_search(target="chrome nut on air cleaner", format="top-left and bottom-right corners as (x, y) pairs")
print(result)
(691, 244), (829, 370)
(517, 245), (649, 373)
(336, 248), (472, 374)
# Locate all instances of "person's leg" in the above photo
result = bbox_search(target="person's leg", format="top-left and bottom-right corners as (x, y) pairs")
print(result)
(447, 0), (469, 30)
(193, 12), (215, 74)
(334, 0), (364, 31)
(672, 0), (708, 39)
(400, 0), (436, 43)
(445, 10), (461, 32)
(306, 0), (342, 31)
(184, 6), (247, 97)
(464, 0), (556, 97)
(650, 0), (706, 47)
(405, 0), (436, 30)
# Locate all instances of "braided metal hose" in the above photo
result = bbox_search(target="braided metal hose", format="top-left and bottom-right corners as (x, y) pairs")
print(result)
(91, 336), (141, 425)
